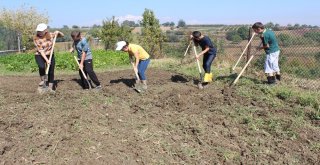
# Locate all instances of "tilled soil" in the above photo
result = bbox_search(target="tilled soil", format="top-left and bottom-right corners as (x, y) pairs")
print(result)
(0, 69), (319, 164)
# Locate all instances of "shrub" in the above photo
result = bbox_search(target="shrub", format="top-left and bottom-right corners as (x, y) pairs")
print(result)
(297, 93), (318, 107)
(277, 89), (293, 101)
(0, 50), (129, 72)
(315, 52), (320, 62)
(231, 35), (242, 43)
(304, 31), (320, 43)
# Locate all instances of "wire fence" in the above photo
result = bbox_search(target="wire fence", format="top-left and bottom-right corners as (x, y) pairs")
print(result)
(165, 26), (320, 90)
(232, 28), (320, 90)
(0, 25), (21, 54)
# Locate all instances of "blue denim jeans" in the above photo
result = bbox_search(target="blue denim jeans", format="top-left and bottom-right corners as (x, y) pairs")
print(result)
(138, 58), (150, 80)
(203, 53), (216, 73)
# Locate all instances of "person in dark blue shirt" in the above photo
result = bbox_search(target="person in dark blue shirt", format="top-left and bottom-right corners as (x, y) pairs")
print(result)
(191, 31), (217, 86)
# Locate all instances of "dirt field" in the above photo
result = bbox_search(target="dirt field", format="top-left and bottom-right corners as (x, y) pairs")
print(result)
(0, 69), (319, 164)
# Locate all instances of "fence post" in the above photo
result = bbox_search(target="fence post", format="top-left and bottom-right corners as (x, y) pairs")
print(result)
(17, 33), (21, 53)
(246, 27), (252, 62)
(246, 27), (253, 72)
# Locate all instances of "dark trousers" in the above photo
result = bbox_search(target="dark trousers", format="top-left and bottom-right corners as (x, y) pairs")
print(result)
(78, 59), (100, 89)
(202, 53), (216, 73)
(35, 55), (55, 83)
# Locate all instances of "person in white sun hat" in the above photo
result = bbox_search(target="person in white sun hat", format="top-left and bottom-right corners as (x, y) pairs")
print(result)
(115, 41), (150, 91)
(33, 23), (64, 92)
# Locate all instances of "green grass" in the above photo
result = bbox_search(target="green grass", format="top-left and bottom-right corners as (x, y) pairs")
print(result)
(0, 50), (129, 74)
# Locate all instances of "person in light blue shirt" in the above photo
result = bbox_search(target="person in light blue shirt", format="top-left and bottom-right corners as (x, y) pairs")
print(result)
(70, 31), (101, 89)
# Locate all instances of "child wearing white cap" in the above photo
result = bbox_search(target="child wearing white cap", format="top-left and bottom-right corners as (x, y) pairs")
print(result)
(115, 41), (150, 91)
(33, 23), (64, 92)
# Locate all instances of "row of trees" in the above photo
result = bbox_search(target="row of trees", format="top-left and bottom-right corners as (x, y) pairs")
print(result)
(0, 6), (183, 58)
(162, 19), (186, 28)
(224, 22), (320, 43)
(265, 22), (319, 31)
(96, 9), (166, 58)
(0, 6), (168, 57)
(60, 20), (186, 29)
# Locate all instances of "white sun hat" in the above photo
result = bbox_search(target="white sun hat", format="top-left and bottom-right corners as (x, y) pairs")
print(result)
(36, 23), (47, 31)
(115, 41), (126, 50)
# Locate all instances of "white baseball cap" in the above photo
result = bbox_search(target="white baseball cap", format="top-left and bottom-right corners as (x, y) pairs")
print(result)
(36, 23), (47, 31)
(115, 41), (126, 50)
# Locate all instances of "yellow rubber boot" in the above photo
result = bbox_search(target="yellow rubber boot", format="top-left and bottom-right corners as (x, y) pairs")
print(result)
(209, 73), (213, 82)
(203, 73), (212, 83)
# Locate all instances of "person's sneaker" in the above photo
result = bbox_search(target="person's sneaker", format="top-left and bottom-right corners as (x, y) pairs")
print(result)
(47, 88), (56, 94)
(276, 74), (281, 81)
(95, 85), (102, 90)
(267, 76), (276, 85)
(198, 83), (204, 89)
(38, 81), (44, 86)
(142, 84), (147, 90)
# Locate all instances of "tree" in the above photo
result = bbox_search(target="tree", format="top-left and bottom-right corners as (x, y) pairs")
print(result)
(92, 24), (101, 28)
(177, 19), (186, 27)
(139, 8), (166, 58)
(231, 34), (242, 43)
(287, 24), (294, 30)
(72, 25), (79, 29)
(162, 22), (175, 27)
(274, 23), (281, 31)
(237, 26), (249, 40)
(88, 26), (101, 38)
(62, 25), (69, 29)
(265, 22), (282, 31)
(226, 31), (237, 41)
(0, 5), (49, 50)
(122, 20), (137, 27)
(225, 27), (249, 42)
(278, 33), (293, 46)
(100, 16), (133, 50)
(162, 22), (170, 27)
(265, 22), (275, 29)
(293, 23), (300, 29)
(304, 31), (320, 43)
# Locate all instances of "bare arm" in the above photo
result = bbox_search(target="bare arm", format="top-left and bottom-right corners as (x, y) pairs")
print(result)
(133, 51), (140, 70)
(196, 46), (210, 59)
(54, 31), (64, 37)
(69, 42), (75, 53)
(34, 40), (50, 64)
(79, 51), (86, 69)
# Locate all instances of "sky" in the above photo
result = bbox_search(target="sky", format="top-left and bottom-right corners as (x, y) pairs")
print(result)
(1, 0), (320, 28)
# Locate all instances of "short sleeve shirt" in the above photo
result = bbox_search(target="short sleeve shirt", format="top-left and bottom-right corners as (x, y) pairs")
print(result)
(128, 44), (150, 60)
(195, 36), (216, 56)
(74, 38), (92, 60)
(261, 29), (280, 54)
(34, 32), (55, 56)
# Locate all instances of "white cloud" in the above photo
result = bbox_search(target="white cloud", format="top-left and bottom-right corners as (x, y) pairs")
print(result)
(115, 15), (142, 23)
